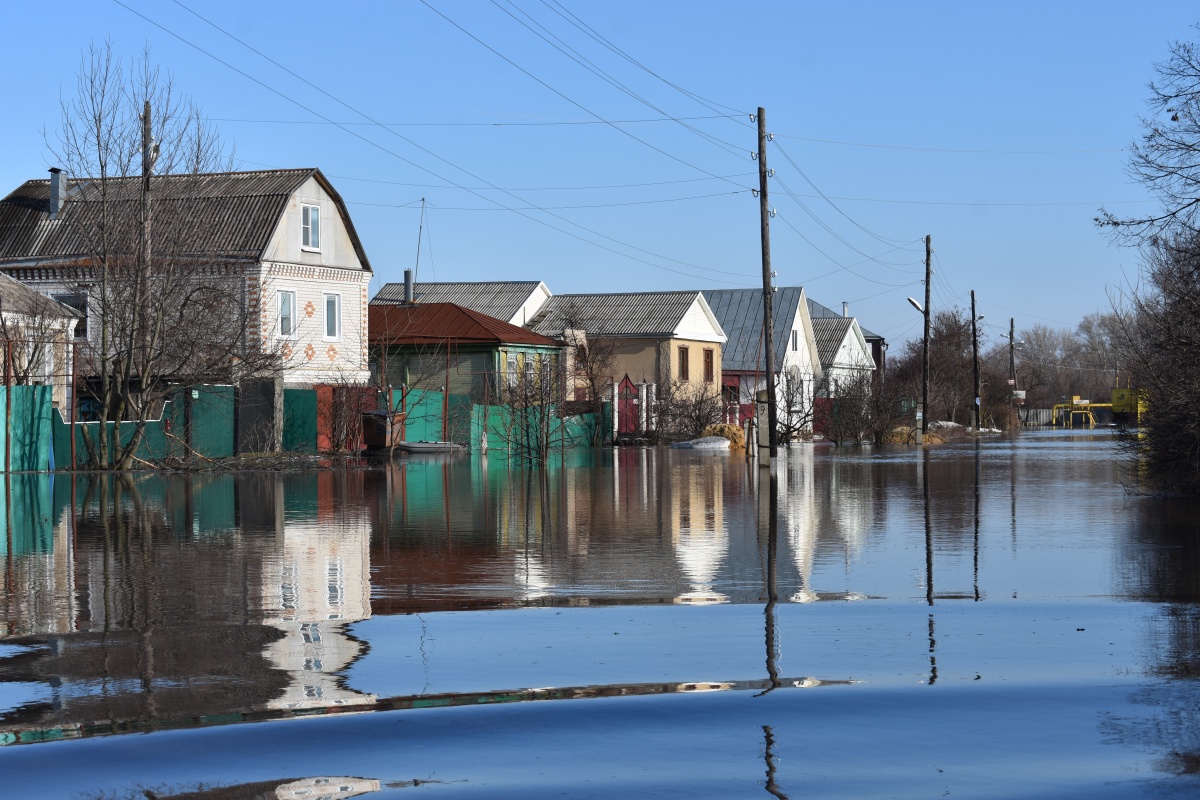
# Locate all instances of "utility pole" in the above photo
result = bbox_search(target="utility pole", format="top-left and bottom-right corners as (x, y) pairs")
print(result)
(919, 235), (931, 445)
(971, 290), (981, 433)
(1008, 317), (1017, 430)
(141, 100), (154, 270)
(756, 107), (777, 460)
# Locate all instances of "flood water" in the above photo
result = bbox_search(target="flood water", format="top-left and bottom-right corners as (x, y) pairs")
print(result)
(3, 431), (1200, 798)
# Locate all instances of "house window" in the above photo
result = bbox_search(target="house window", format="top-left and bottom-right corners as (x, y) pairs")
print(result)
(678, 346), (689, 381)
(53, 293), (87, 339)
(323, 293), (340, 340)
(302, 204), (321, 250)
(279, 290), (296, 337)
(792, 330), (799, 351)
(704, 349), (714, 383)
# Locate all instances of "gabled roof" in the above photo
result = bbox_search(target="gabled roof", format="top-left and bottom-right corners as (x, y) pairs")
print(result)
(529, 291), (725, 341)
(807, 297), (883, 345)
(0, 272), (79, 320)
(368, 303), (561, 348)
(0, 168), (371, 271)
(371, 280), (547, 323)
(703, 287), (811, 373)
(810, 316), (873, 370)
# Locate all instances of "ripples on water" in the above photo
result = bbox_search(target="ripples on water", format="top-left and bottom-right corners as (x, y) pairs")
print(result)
(1, 430), (1200, 798)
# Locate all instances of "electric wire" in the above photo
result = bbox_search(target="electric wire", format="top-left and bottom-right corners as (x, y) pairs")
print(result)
(490, 0), (747, 157)
(419, 0), (747, 189)
(348, 189), (747, 211)
(209, 114), (740, 127)
(139, 0), (758, 282)
(770, 137), (916, 248)
(540, 0), (751, 120)
(771, 133), (1122, 155)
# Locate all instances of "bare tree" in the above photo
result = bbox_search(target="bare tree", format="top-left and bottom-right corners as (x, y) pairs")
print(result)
(1099, 25), (1200, 241)
(655, 380), (724, 441)
(777, 365), (815, 443)
(44, 43), (283, 468)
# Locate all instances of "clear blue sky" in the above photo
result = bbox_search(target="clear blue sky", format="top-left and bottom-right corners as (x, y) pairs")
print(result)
(2, 1), (1196, 349)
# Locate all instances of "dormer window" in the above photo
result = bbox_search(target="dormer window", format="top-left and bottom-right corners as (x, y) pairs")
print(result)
(301, 204), (321, 251)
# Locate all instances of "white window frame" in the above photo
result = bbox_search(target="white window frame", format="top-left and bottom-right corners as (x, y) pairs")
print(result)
(278, 289), (298, 338)
(323, 292), (341, 341)
(301, 203), (321, 251)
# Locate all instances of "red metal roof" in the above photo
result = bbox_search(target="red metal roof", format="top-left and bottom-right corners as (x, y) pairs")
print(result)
(368, 303), (561, 347)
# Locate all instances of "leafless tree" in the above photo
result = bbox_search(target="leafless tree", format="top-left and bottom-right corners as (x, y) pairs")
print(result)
(492, 351), (570, 460)
(655, 380), (724, 441)
(1099, 25), (1200, 241)
(777, 366), (815, 443)
(45, 43), (285, 468)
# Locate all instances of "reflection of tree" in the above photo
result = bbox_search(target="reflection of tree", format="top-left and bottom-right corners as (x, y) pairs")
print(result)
(1102, 500), (1200, 775)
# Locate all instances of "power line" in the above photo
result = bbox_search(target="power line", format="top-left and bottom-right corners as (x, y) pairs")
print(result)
(209, 114), (740, 127)
(131, 0), (757, 283)
(419, 0), (747, 188)
(488, 0), (746, 157)
(540, 0), (751, 119)
(771, 133), (1122, 155)
(348, 189), (748, 211)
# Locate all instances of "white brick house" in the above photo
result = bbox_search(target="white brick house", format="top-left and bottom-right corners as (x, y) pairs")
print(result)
(0, 168), (372, 387)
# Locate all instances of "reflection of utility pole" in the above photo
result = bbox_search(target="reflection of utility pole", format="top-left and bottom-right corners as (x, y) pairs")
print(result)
(973, 441), (981, 602)
(757, 470), (781, 695)
(762, 725), (790, 800)
(923, 449), (933, 607)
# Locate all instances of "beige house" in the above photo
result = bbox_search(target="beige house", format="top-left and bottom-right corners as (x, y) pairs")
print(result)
(529, 290), (726, 392)
(0, 168), (372, 388)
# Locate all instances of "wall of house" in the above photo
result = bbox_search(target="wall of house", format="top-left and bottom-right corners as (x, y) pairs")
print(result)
(254, 176), (371, 386)
(824, 329), (876, 394)
(261, 177), (362, 270)
(668, 338), (723, 392)
(675, 301), (725, 343)
(254, 264), (371, 386)
(510, 284), (552, 326)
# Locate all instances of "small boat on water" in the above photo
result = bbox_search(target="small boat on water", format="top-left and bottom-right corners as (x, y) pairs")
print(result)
(392, 441), (466, 454)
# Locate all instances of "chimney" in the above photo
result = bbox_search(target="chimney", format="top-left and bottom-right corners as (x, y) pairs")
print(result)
(404, 269), (415, 304)
(48, 168), (64, 220)
(842, 302), (849, 317)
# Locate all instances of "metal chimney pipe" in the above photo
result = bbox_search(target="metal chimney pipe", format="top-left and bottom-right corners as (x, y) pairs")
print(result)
(842, 302), (848, 317)
(404, 269), (414, 303)
(48, 168), (64, 220)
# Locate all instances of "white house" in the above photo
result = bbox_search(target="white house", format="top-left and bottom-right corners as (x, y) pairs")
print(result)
(0, 167), (372, 387)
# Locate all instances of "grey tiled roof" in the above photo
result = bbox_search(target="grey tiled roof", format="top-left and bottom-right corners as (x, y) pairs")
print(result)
(528, 291), (708, 338)
(0, 272), (78, 320)
(810, 317), (855, 368)
(702, 287), (804, 372)
(0, 168), (371, 270)
(372, 281), (544, 323)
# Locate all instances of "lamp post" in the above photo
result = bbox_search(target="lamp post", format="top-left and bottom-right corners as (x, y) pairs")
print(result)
(907, 295), (929, 445)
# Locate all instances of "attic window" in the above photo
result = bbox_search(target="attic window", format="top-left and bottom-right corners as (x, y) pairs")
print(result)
(302, 204), (321, 251)
(792, 330), (798, 351)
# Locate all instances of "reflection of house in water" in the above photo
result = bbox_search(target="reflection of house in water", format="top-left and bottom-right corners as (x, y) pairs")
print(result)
(260, 474), (376, 711)
(668, 455), (729, 604)
(0, 474), (377, 739)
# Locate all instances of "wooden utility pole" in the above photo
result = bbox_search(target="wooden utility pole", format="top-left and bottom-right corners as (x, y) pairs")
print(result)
(971, 289), (980, 433)
(757, 107), (778, 459)
(920, 235), (931, 444)
(141, 100), (154, 270)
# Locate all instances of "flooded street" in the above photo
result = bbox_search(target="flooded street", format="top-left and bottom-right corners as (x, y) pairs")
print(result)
(3, 431), (1200, 798)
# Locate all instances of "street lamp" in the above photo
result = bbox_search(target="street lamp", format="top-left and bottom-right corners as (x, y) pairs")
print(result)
(907, 295), (929, 445)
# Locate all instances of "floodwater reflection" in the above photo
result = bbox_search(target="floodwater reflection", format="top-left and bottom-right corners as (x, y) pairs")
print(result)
(2, 433), (1200, 797)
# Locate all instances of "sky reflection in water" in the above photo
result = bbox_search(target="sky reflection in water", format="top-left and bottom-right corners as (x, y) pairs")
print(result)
(1, 431), (1200, 798)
